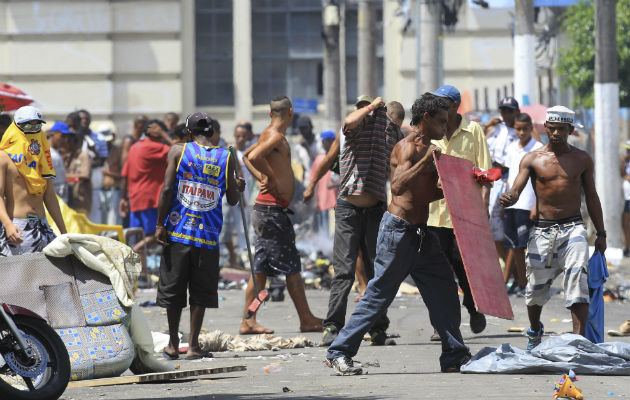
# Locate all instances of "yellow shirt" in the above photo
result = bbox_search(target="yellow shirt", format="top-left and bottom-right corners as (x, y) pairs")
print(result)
(0, 122), (55, 196)
(427, 117), (492, 229)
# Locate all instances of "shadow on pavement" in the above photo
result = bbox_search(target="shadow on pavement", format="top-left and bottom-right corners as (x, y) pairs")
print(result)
(125, 395), (382, 400)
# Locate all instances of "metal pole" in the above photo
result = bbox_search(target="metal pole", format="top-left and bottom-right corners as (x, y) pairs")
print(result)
(358, 0), (377, 97)
(594, 0), (622, 247)
(513, 0), (536, 105)
(323, 1), (342, 130)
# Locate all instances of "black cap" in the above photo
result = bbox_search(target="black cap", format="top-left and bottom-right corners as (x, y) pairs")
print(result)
(499, 97), (519, 110)
(185, 112), (213, 132)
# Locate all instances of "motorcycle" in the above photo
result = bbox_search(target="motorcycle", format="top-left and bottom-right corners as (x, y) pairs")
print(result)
(0, 302), (70, 400)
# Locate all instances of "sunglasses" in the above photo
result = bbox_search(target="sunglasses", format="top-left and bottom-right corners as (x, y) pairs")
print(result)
(20, 122), (43, 132)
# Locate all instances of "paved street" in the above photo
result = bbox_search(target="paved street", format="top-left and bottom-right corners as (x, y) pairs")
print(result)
(62, 261), (630, 400)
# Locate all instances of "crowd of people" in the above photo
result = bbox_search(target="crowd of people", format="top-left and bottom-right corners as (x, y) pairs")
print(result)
(0, 82), (624, 375)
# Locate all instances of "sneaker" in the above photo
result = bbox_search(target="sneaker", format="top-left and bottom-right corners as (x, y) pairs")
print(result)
(326, 356), (363, 376)
(526, 322), (544, 351)
(469, 311), (486, 334)
(441, 352), (472, 373)
(506, 280), (518, 295)
(430, 329), (441, 342)
(321, 326), (338, 347)
(369, 329), (396, 346)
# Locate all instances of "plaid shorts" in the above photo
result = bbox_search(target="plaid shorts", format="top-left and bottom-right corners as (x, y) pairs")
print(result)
(525, 218), (589, 308)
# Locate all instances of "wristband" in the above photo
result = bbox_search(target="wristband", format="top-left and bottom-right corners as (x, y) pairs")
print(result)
(367, 106), (373, 112)
(596, 231), (606, 238)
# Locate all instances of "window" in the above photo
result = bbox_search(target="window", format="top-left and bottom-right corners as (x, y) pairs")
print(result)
(195, 0), (234, 106)
(252, 1), (384, 105)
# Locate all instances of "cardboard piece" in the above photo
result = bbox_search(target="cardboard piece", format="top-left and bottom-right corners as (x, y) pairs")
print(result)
(435, 154), (514, 320)
(66, 365), (247, 388)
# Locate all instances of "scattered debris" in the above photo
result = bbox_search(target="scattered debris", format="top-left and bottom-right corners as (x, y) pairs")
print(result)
(198, 330), (315, 352)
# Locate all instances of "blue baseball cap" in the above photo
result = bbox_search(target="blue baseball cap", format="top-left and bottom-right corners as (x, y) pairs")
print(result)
(49, 121), (72, 134)
(499, 96), (519, 110)
(431, 85), (461, 104)
(320, 130), (336, 141)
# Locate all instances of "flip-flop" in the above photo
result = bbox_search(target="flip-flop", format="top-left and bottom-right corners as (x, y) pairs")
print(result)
(161, 349), (179, 360)
(184, 350), (213, 360)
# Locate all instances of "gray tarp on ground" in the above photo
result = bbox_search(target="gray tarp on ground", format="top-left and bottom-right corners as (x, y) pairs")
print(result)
(461, 334), (630, 375)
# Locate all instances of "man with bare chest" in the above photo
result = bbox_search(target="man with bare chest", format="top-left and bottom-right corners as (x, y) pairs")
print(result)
(0, 107), (67, 255)
(325, 93), (470, 375)
(500, 105), (606, 350)
(240, 95), (322, 335)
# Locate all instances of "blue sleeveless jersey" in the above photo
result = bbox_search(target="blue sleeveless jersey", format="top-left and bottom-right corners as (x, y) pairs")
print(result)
(165, 142), (230, 249)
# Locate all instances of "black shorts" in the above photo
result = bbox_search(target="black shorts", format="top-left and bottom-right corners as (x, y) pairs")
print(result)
(252, 205), (301, 277)
(156, 242), (220, 308)
(625, 200), (630, 213)
(503, 209), (532, 249)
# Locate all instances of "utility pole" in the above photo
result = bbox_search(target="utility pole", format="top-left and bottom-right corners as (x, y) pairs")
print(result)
(358, 0), (377, 97)
(323, 1), (342, 130)
(514, 0), (536, 105)
(594, 0), (622, 247)
(233, 0), (252, 121)
(416, 0), (441, 96)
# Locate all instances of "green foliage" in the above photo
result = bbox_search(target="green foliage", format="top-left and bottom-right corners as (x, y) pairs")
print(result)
(557, 0), (630, 108)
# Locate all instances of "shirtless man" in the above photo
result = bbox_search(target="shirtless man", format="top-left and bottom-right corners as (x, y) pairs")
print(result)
(239, 95), (322, 334)
(325, 93), (470, 375)
(499, 105), (606, 350)
(0, 107), (67, 255)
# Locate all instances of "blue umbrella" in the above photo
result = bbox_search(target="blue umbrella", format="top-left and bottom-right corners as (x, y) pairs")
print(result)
(585, 251), (609, 343)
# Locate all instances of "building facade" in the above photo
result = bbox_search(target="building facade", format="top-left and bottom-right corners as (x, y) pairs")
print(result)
(0, 0), (556, 136)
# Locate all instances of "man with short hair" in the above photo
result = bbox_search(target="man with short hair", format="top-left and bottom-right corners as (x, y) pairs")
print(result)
(0, 106), (67, 255)
(220, 123), (253, 269)
(120, 119), (171, 257)
(156, 112), (244, 360)
(326, 93), (470, 375)
(500, 105), (606, 350)
(163, 112), (179, 138)
(502, 113), (542, 293)
(240, 96), (322, 334)
(121, 114), (149, 168)
(321, 95), (405, 346)
(428, 85), (493, 337)
(99, 125), (123, 226)
(386, 101), (406, 127)
(484, 97), (519, 269)
(64, 127), (92, 214)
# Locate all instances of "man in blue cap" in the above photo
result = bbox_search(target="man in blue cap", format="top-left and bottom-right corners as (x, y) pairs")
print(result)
(46, 121), (71, 203)
(427, 85), (493, 338)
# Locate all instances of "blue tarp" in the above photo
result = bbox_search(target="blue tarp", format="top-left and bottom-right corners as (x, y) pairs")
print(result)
(585, 252), (609, 343)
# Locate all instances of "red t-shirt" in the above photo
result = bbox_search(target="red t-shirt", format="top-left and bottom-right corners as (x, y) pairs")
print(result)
(122, 139), (170, 212)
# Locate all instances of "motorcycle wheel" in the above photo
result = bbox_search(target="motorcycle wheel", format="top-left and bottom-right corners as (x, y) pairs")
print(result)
(0, 316), (70, 400)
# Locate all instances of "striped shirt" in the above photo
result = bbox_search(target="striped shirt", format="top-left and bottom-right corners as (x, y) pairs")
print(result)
(338, 107), (404, 203)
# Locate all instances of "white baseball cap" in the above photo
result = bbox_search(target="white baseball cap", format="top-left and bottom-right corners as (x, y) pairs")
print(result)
(13, 106), (46, 124)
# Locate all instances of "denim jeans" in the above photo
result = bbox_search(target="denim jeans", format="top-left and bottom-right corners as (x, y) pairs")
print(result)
(428, 227), (476, 315)
(327, 212), (469, 370)
(324, 199), (389, 333)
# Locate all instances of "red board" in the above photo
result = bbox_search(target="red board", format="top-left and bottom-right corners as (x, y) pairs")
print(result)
(435, 154), (514, 320)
